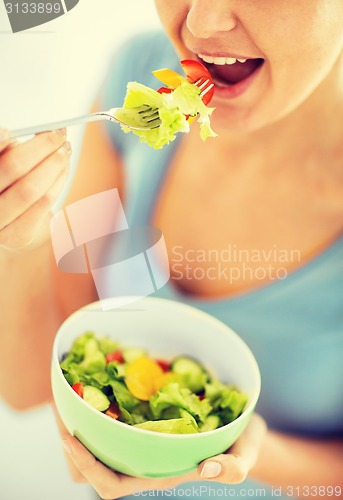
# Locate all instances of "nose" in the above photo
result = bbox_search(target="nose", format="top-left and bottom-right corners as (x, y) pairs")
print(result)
(186, 0), (238, 39)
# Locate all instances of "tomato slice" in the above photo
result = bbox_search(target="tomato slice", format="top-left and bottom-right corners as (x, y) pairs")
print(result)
(72, 382), (84, 398)
(106, 350), (124, 364)
(181, 59), (215, 105)
(155, 359), (171, 372)
(157, 87), (174, 95)
(153, 60), (214, 105)
(105, 402), (120, 420)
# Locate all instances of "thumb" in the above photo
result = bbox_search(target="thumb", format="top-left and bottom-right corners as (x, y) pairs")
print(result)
(0, 128), (11, 152)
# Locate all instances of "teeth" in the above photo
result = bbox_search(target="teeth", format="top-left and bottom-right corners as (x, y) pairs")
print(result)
(199, 54), (248, 65)
(215, 57), (226, 65)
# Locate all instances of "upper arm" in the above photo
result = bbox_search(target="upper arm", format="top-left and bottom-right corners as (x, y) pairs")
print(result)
(52, 104), (124, 317)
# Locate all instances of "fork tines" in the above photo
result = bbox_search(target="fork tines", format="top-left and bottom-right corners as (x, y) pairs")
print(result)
(195, 78), (214, 97)
(138, 105), (160, 125)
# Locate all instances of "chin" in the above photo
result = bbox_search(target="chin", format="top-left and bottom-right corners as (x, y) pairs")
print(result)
(210, 103), (269, 135)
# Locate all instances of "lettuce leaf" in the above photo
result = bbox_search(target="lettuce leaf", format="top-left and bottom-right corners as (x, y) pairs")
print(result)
(109, 380), (140, 411)
(107, 361), (126, 380)
(205, 381), (248, 424)
(98, 337), (121, 355)
(114, 79), (216, 150)
(134, 418), (198, 434)
(61, 335), (106, 376)
(149, 383), (212, 423)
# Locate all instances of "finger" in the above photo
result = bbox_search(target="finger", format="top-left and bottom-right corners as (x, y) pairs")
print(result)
(0, 142), (71, 230)
(0, 128), (11, 152)
(51, 404), (87, 484)
(0, 169), (69, 250)
(198, 414), (268, 483)
(62, 435), (125, 500)
(63, 433), (201, 500)
(62, 447), (88, 483)
(229, 414), (267, 470)
(0, 129), (67, 192)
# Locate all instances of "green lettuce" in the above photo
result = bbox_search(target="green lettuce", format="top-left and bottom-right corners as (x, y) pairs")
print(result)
(205, 381), (248, 424)
(134, 418), (198, 434)
(150, 383), (212, 423)
(109, 380), (140, 411)
(119, 402), (153, 425)
(98, 337), (121, 355)
(113, 79), (216, 150)
(107, 361), (126, 380)
(60, 333), (106, 377)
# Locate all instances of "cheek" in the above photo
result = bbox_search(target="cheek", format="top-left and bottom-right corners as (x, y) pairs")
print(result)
(253, 3), (343, 99)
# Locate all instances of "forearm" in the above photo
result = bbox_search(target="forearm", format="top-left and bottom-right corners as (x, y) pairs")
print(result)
(250, 429), (343, 497)
(0, 121), (121, 411)
(0, 235), (64, 409)
(0, 237), (96, 410)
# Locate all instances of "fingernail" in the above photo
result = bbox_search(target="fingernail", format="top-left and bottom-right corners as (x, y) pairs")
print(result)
(200, 461), (222, 479)
(57, 128), (67, 137)
(0, 128), (9, 142)
(62, 440), (72, 455)
(62, 141), (72, 153)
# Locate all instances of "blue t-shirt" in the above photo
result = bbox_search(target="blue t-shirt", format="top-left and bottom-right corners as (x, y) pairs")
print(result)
(101, 31), (343, 499)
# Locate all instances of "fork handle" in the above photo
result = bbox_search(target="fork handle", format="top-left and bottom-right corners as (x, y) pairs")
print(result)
(10, 113), (109, 139)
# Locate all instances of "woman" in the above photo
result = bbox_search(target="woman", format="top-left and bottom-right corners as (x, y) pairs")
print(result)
(0, 1), (342, 499)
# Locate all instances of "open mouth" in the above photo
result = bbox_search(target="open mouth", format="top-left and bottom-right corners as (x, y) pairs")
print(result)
(198, 54), (265, 87)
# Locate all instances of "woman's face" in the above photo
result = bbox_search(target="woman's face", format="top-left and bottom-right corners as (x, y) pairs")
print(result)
(154, 0), (343, 132)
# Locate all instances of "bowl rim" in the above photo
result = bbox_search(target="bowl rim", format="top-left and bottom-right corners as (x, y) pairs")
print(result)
(52, 296), (261, 439)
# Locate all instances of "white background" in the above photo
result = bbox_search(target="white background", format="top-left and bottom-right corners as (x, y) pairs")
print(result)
(0, 2), (160, 499)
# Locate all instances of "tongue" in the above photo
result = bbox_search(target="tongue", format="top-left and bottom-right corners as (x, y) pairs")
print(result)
(208, 58), (263, 85)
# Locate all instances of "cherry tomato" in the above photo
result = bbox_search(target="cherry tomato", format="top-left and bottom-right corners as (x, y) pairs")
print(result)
(72, 382), (84, 398)
(106, 350), (124, 364)
(125, 357), (163, 401)
(105, 402), (120, 420)
(155, 359), (171, 372)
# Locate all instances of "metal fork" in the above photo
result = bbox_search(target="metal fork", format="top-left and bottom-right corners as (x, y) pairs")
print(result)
(195, 78), (214, 98)
(10, 79), (214, 139)
(10, 105), (161, 139)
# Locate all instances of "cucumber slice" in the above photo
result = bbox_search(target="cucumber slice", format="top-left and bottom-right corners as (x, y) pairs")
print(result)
(83, 386), (110, 412)
(122, 347), (147, 363)
(172, 356), (208, 393)
(172, 356), (204, 376)
(199, 415), (221, 432)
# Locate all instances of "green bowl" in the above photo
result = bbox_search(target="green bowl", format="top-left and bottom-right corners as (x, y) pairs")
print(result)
(51, 297), (260, 478)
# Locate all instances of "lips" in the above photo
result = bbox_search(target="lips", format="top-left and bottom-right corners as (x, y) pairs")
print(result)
(197, 54), (264, 86)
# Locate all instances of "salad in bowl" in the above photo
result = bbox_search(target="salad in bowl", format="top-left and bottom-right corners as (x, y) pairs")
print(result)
(52, 297), (260, 478)
(60, 332), (248, 434)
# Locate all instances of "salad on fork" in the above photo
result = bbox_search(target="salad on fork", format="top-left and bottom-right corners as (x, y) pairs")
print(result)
(113, 59), (217, 149)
